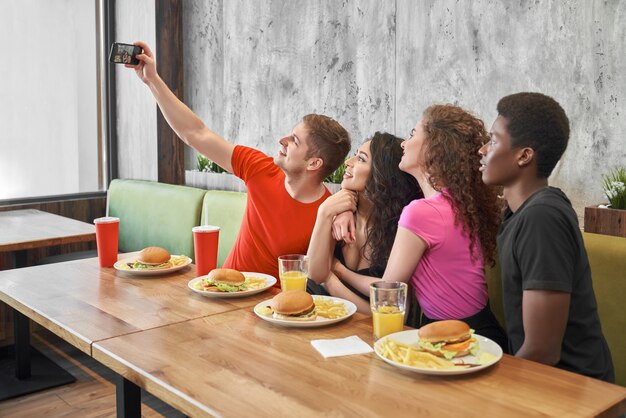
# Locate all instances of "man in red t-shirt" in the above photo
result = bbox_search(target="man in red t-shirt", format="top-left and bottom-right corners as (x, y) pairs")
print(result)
(128, 41), (353, 279)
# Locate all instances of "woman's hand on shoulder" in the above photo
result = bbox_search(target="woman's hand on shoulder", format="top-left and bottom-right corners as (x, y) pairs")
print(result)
(319, 189), (357, 218)
(332, 210), (356, 243)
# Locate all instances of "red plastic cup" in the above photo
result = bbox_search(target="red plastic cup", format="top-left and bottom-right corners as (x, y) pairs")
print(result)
(192, 225), (220, 276)
(93, 217), (119, 267)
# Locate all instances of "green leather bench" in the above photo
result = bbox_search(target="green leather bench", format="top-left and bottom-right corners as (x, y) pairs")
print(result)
(486, 232), (626, 386)
(107, 179), (247, 268)
(107, 179), (206, 258)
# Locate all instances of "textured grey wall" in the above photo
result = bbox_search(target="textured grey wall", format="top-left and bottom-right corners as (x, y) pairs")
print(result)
(395, 0), (626, 218)
(183, 0), (397, 164)
(121, 0), (626, 220)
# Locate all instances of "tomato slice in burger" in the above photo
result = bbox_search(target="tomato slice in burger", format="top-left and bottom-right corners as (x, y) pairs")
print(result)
(443, 337), (475, 352)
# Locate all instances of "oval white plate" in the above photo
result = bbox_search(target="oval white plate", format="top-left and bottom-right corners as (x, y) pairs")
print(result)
(253, 295), (357, 328)
(114, 256), (192, 276)
(374, 329), (503, 375)
(188, 272), (277, 298)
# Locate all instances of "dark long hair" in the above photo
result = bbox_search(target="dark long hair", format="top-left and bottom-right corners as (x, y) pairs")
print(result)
(362, 132), (423, 276)
(421, 105), (501, 265)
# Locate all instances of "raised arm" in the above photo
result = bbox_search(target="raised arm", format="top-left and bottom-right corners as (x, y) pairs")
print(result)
(129, 41), (234, 173)
(307, 190), (357, 284)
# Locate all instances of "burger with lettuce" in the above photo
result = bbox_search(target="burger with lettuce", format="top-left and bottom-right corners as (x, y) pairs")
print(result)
(199, 268), (248, 292)
(417, 320), (479, 359)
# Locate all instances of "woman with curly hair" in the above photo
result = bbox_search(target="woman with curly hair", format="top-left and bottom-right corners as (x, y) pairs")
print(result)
(307, 132), (423, 313)
(338, 105), (508, 350)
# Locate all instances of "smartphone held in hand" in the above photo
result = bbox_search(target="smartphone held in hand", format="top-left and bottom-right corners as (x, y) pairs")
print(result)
(108, 42), (142, 65)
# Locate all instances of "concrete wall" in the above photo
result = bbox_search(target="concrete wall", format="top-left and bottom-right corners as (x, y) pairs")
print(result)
(120, 0), (626, 219)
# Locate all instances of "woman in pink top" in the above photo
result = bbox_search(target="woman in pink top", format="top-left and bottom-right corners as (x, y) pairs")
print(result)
(340, 104), (507, 350)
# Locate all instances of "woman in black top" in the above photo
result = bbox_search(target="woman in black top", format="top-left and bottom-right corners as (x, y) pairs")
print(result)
(307, 132), (423, 313)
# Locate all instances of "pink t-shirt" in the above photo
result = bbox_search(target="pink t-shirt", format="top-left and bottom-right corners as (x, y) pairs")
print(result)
(398, 191), (488, 320)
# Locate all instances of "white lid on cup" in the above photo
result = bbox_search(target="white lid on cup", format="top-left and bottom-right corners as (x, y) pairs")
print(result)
(192, 225), (220, 233)
(94, 216), (120, 224)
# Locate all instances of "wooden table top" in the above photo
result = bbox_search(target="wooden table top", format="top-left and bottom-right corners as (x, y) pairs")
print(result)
(93, 309), (626, 418)
(0, 254), (278, 355)
(0, 209), (96, 252)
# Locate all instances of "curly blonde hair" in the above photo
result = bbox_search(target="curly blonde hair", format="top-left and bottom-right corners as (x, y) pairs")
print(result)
(421, 104), (501, 265)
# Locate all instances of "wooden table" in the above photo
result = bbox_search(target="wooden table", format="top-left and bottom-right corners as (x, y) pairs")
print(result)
(0, 209), (96, 254)
(0, 253), (277, 404)
(0, 253), (277, 355)
(93, 309), (626, 418)
(0, 209), (97, 399)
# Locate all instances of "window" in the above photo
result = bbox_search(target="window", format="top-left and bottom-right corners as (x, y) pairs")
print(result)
(0, 0), (108, 201)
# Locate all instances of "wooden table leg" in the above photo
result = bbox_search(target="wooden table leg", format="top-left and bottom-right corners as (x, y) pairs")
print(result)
(116, 375), (141, 418)
(14, 310), (31, 379)
(0, 307), (75, 400)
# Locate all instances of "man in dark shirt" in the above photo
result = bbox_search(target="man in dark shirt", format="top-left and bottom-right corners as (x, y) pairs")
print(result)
(478, 92), (614, 382)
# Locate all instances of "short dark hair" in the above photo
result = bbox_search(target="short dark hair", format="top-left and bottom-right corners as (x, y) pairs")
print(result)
(497, 92), (570, 178)
(302, 114), (351, 180)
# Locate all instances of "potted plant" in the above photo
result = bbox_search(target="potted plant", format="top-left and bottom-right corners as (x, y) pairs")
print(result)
(584, 167), (626, 238)
(186, 154), (346, 194)
(324, 164), (345, 194)
(185, 155), (247, 192)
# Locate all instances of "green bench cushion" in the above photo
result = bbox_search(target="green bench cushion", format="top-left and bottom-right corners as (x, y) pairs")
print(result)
(583, 232), (626, 386)
(487, 232), (626, 386)
(200, 190), (247, 267)
(107, 179), (206, 258)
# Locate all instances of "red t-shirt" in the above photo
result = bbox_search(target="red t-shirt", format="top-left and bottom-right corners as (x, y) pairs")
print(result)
(223, 145), (331, 281)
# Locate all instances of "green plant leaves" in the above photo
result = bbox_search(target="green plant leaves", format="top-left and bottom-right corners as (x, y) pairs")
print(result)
(196, 154), (226, 173)
(602, 167), (626, 210)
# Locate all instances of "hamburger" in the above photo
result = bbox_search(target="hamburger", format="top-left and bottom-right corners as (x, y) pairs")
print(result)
(271, 290), (317, 321)
(200, 268), (247, 292)
(417, 320), (479, 359)
(132, 247), (172, 269)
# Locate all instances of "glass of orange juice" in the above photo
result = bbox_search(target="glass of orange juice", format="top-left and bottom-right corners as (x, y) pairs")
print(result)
(278, 254), (308, 292)
(370, 281), (407, 340)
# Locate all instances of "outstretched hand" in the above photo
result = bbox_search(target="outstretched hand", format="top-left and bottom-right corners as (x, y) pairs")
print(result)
(125, 41), (158, 85)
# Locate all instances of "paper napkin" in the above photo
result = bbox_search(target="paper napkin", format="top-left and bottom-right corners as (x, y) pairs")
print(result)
(310, 336), (373, 358)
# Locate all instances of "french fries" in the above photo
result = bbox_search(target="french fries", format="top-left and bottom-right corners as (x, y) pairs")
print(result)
(314, 297), (348, 319)
(169, 255), (189, 267)
(256, 305), (273, 317)
(243, 276), (268, 290)
(378, 339), (459, 370)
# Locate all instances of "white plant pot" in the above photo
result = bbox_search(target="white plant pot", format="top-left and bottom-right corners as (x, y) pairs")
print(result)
(324, 182), (342, 194)
(186, 170), (342, 194)
(185, 170), (247, 192)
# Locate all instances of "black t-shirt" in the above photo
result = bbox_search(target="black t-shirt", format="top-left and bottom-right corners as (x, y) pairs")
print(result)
(497, 187), (614, 382)
(334, 244), (373, 301)
(306, 244), (374, 301)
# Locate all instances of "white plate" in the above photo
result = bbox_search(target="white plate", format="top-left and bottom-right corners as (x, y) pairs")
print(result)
(253, 295), (357, 328)
(114, 256), (192, 276)
(374, 329), (503, 375)
(188, 272), (277, 298)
